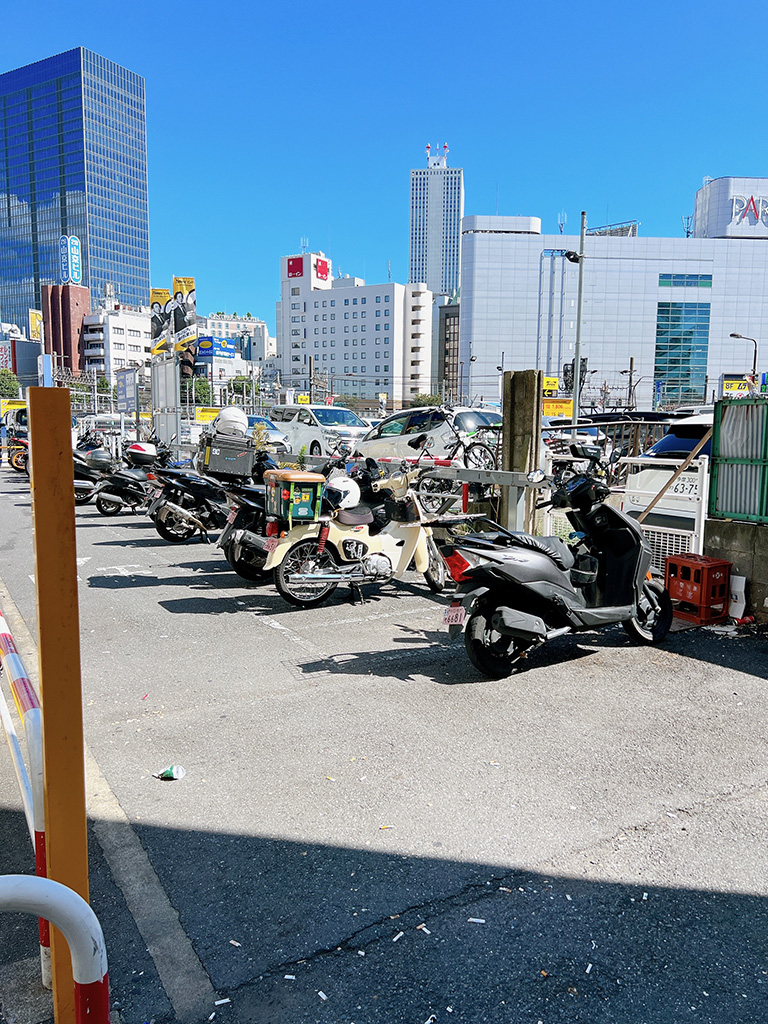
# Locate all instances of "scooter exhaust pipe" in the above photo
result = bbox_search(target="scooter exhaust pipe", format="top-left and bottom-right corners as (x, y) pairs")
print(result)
(97, 491), (129, 506)
(159, 501), (207, 532)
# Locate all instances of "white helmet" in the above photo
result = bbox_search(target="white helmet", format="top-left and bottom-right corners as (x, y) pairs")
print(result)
(213, 407), (248, 436)
(325, 476), (361, 510)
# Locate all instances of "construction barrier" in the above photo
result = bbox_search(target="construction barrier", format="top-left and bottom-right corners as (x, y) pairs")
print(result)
(0, 610), (49, 987)
(0, 875), (109, 1024)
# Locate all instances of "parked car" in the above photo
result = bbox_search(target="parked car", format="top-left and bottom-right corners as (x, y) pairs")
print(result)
(268, 404), (370, 456)
(246, 415), (291, 455)
(620, 414), (713, 530)
(356, 406), (501, 462)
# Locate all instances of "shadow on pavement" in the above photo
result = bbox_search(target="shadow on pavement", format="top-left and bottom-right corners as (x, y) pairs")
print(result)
(2, 802), (766, 1024)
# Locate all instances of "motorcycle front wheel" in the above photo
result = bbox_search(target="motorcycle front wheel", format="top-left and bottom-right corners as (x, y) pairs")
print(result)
(95, 496), (122, 516)
(423, 535), (446, 593)
(223, 540), (267, 581)
(9, 450), (27, 472)
(464, 609), (526, 679)
(74, 491), (93, 506)
(274, 539), (339, 608)
(623, 579), (673, 644)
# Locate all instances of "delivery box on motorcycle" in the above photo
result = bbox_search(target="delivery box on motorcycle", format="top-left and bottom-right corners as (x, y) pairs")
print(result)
(264, 469), (325, 526)
(199, 434), (255, 478)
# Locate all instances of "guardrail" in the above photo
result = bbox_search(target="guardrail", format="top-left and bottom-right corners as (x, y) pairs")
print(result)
(0, 610), (50, 987)
(0, 875), (109, 1023)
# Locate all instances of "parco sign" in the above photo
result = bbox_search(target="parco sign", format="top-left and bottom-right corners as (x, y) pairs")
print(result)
(730, 195), (768, 224)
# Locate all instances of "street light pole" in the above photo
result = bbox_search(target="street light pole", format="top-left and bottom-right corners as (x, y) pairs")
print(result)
(572, 210), (587, 438)
(729, 332), (758, 379)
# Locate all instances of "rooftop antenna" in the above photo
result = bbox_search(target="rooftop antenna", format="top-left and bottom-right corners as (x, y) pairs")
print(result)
(558, 210), (567, 235)
(682, 214), (693, 238)
(300, 236), (309, 253)
(388, 259), (391, 282)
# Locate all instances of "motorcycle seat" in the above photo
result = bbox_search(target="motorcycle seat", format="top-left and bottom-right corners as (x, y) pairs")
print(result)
(336, 504), (374, 526)
(116, 468), (148, 482)
(507, 533), (575, 571)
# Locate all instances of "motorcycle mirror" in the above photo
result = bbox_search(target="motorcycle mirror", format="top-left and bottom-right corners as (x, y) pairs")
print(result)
(407, 433), (428, 450)
(527, 469), (546, 484)
(570, 443), (601, 462)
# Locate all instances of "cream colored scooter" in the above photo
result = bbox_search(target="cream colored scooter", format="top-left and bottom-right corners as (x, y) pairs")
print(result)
(263, 459), (446, 608)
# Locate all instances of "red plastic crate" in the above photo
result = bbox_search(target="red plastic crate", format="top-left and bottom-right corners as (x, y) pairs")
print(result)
(665, 554), (731, 625)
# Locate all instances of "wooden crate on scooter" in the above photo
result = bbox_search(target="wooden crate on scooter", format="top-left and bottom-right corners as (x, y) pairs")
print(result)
(264, 469), (325, 527)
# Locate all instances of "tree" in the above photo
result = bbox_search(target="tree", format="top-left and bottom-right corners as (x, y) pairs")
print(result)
(228, 375), (252, 398)
(96, 376), (111, 393)
(0, 369), (20, 398)
(411, 393), (442, 406)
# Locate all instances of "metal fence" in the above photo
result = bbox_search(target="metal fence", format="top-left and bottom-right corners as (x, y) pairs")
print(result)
(709, 398), (768, 523)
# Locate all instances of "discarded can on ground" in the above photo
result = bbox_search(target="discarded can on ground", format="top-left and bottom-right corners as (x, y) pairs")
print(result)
(152, 765), (187, 780)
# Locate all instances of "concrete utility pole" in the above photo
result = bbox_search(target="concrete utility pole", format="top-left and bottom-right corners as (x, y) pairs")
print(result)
(571, 210), (587, 438)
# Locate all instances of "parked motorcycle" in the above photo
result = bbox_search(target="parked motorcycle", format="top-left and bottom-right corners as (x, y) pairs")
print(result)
(440, 443), (673, 678)
(146, 469), (228, 542)
(73, 447), (113, 505)
(252, 436), (448, 607)
(7, 435), (29, 472)
(92, 435), (176, 515)
(206, 450), (280, 576)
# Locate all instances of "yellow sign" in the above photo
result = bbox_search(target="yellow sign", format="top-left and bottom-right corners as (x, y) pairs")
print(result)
(28, 309), (43, 341)
(195, 407), (220, 423)
(543, 398), (574, 418)
(297, 394), (310, 405)
(543, 376), (559, 391)
(722, 379), (749, 394)
(1, 399), (26, 415)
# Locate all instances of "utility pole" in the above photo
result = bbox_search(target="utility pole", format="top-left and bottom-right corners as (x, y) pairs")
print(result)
(308, 356), (314, 403)
(627, 356), (634, 410)
(571, 210), (587, 438)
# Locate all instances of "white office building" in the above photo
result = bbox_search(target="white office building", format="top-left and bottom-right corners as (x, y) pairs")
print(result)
(81, 303), (153, 381)
(276, 252), (433, 408)
(461, 176), (768, 410)
(409, 144), (464, 297)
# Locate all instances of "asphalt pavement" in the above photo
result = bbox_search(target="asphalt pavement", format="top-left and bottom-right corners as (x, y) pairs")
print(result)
(1, 464), (767, 1024)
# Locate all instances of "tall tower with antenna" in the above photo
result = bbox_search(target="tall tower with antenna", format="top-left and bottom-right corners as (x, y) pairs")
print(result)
(409, 142), (464, 295)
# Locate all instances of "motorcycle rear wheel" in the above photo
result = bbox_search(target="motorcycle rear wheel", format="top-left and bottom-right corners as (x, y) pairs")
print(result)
(623, 579), (673, 644)
(223, 540), (267, 581)
(9, 450), (27, 472)
(274, 539), (339, 608)
(74, 492), (93, 506)
(417, 470), (457, 514)
(155, 513), (197, 543)
(464, 609), (525, 679)
(95, 496), (122, 516)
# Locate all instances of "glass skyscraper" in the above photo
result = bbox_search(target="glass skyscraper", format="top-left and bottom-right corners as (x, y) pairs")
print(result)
(0, 47), (149, 332)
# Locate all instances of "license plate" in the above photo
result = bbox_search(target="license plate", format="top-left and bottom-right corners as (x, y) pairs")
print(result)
(153, 489), (163, 499)
(227, 508), (238, 524)
(443, 605), (466, 626)
(264, 536), (278, 552)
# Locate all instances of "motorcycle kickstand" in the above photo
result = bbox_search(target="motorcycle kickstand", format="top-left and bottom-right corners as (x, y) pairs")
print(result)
(348, 582), (367, 605)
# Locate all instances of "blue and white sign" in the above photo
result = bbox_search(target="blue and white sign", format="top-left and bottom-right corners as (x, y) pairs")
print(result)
(59, 235), (70, 283)
(68, 235), (82, 285)
(196, 336), (236, 360)
(116, 368), (137, 414)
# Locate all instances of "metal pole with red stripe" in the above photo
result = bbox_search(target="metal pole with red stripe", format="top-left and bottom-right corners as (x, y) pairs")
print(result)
(0, 875), (109, 1024)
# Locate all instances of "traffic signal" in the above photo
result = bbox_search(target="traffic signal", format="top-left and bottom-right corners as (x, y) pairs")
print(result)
(562, 361), (574, 390)
(179, 342), (197, 378)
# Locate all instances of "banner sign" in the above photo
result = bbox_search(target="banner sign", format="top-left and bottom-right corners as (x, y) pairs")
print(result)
(150, 288), (171, 353)
(28, 309), (43, 342)
(172, 276), (197, 349)
(195, 407), (219, 423)
(0, 340), (13, 370)
(297, 394), (310, 404)
(287, 257), (303, 278)
(720, 373), (750, 396)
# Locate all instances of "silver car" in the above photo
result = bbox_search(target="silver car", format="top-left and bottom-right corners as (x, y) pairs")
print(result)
(247, 415), (291, 455)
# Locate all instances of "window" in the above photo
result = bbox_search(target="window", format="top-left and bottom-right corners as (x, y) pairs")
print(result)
(113, 342), (125, 350)
(384, 364), (390, 371)
(330, 300), (335, 306)
(376, 325), (380, 331)
(375, 365), (380, 372)
(322, 314), (327, 320)
(292, 302), (301, 309)
(376, 310), (381, 317)
(314, 301), (319, 307)
(314, 328), (319, 335)
(322, 300), (327, 307)
(292, 329), (300, 336)
(376, 295), (381, 303)
(291, 287), (300, 295)
(361, 311), (366, 318)
(353, 312), (357, 319)
(112, 327), (125, 335)
(291, 316), (300, 323)
(330, 313), (335, 320)
(385, 295), (390, 302)
(361, 298), (366, 305)
(384, 337), (390, 344)
(344, 299), (350, 305)
(376, 412), (410, 437)
(384, 323), (389, 330)
(658, 273), (713, 288)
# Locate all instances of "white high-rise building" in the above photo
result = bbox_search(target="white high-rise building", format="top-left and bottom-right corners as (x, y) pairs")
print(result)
(276, 252), (433, 408)
(409, 143), (464, 296)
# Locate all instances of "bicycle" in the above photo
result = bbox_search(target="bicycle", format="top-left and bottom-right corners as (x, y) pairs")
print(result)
(416, 419), (499, 513)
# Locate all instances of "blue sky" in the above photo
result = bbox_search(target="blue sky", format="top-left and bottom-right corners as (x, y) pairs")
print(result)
(4, 0), (766, 332)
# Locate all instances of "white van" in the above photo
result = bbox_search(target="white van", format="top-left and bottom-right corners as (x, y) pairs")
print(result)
(269, 404), (369, 456)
